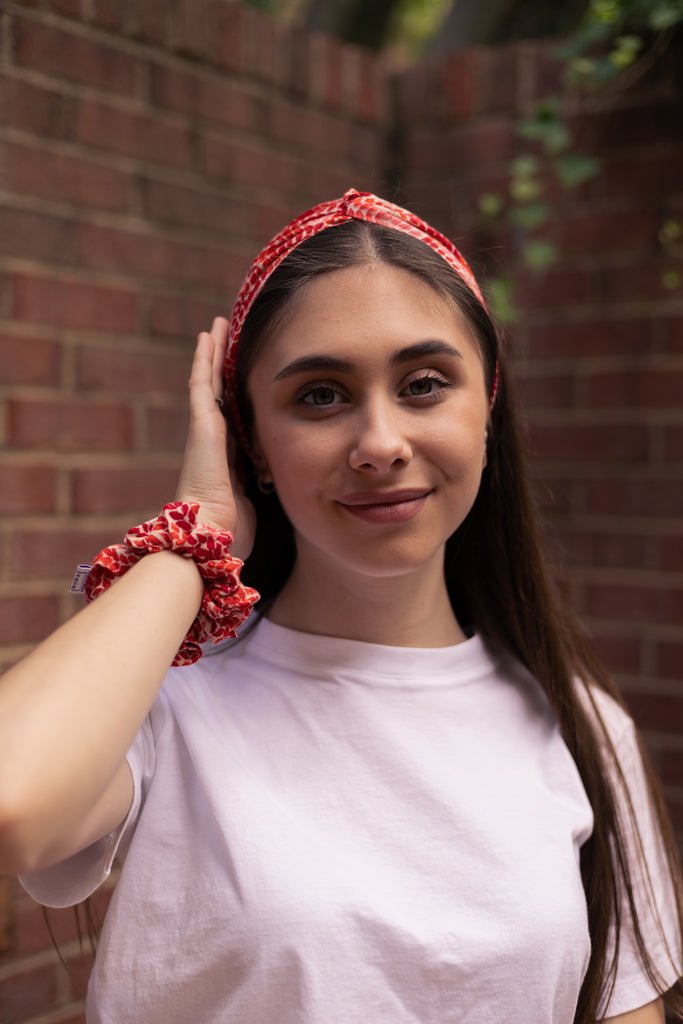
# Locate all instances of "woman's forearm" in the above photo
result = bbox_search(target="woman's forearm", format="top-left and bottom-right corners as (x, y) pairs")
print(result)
(0, 550), (202, 870)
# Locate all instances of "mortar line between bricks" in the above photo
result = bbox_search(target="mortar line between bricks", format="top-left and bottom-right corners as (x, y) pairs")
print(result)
(567, 566), (683, 585)
(0, 514), (153, 530)
(618, 677), (683, 698)
(1, 256), (236, 299)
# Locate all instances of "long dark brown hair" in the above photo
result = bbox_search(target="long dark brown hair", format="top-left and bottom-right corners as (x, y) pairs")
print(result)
(229, 219), (683, 1022)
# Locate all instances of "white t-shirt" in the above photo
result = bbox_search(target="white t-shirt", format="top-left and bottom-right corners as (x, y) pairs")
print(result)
(21, 619), (681, 1023)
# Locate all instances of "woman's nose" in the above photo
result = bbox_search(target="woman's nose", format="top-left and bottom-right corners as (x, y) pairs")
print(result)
(348, 400), (413, 474)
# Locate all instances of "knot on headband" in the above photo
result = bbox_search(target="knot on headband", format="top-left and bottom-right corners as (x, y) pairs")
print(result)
(225, 188), (497, 449)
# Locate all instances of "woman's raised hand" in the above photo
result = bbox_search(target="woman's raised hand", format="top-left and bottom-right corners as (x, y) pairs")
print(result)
(176, 317), (256, 561)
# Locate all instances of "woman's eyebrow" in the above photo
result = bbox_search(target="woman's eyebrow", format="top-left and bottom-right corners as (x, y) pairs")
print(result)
(274, 354), (353, 381)
(273, 340), (463, 382)
(391, 340), (463, 365)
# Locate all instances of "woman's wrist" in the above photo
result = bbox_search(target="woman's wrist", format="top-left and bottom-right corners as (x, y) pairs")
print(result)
(83, 502), (260, 666)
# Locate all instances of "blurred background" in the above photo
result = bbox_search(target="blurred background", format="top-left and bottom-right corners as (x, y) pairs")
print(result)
(239, 0), (591, 58)
(0, 0), (682, 1020)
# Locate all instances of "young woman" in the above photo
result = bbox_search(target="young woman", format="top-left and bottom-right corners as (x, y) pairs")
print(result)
(0, 190), (681, 1024)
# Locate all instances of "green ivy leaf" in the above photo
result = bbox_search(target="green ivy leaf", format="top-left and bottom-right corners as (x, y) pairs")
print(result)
(478, 193), (504, 218)
(523, 240), (559, 270)
(543, 122), (572, 154)
(485, 276), (519, 324)
(517, 99), (573, 153)
(517, 119), (572, 154)
(536, 95), (562, 120)
(570, 53), (624, 84)
(509, 154), (540, 178)
(662, 269), (682, 290)
(569, 55), (598, 78)
(554, 153), (602, 187)
(605, 34), (641, 70)
(517, 96), (561, 135)
(649, 2), (683, 32)
(509, 177), (542, 203)
(658, 219), (682, 247)
(509, 202), (551, 230)
(609, 49), (636, 69)
(586, 0), (622, 27)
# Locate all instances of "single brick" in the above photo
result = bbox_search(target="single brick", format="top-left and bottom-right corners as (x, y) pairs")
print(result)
(76, 99), (193, 169)
(148, 292), (226, 341)
(582, 477), (681, 518)
(0, 74), (74, 139)
(12, 15), (138, 95)
(142, 178), (250, 236)
(8, 397), (133, 452)
(10, 527), (117, 579)
(531, 421), (648, 462)
(76, 343), (190, 395)
(91, 0), (128, 31)
(0, 594), (60, 645)
(71, 465), (180, 514)
(0, 206), (76, 265)
(146, 404), (189, 452)
(5, 141), (132, 212)
(0, 333), (61, 386)
(12, 274), (139, 333)
(0, 465), (57, 513)
(149, 63), (254, 132)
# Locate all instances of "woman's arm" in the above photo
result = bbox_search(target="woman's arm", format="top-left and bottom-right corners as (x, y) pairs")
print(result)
(602, 995), (665, 1022)
(0, 549), (203, 875)
(0, 319), (253, 875)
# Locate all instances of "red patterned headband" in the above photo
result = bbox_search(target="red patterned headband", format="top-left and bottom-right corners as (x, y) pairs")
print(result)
(225, 188), (498, 447)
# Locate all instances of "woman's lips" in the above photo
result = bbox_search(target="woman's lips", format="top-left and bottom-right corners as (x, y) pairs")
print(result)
(336, 490), (432, 524)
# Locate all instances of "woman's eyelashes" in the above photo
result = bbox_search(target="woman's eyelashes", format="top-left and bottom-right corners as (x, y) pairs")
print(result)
(293, 370), (456, 411)
(401, 370), (455, 402)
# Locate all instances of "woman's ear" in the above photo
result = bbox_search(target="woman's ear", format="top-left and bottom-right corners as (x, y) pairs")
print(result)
(248, 437), (270, 480)
(247, 433), (274, 490)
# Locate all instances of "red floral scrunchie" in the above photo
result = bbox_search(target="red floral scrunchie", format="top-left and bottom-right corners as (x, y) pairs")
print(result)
(84, 501), (260, 666)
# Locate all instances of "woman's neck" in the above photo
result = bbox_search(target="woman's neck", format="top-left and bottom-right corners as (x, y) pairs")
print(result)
(267, 550), (466, 648)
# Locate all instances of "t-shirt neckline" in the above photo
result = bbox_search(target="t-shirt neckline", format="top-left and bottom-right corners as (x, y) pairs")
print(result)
(243, 615), (494, 688)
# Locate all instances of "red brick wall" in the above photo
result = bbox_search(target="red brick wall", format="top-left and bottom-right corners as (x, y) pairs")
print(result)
(0, 0), (384, 672)
(0, 1), (384, 1018)
(397, 38), (683, 834)
(1, 2), (682, 1020)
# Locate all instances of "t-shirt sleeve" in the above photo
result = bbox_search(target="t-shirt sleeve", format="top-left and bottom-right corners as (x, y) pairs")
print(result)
(589, 690), (683, 1018)
(18, 696), (165, 910)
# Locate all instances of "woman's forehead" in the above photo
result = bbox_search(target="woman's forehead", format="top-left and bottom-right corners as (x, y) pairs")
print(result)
(245, 265), (484, 387)
(269, 264), (477, 351)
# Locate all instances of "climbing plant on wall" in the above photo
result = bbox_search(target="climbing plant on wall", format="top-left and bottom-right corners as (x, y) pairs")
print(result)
(478, 0), (683, 321)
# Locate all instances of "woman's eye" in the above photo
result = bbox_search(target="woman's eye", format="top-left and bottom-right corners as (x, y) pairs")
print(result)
(298, 384), (343, 407)
(402, 373), (452, 400)
(407, 378), (436, 396)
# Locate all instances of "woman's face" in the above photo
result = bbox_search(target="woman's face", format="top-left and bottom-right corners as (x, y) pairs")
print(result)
(246, 263), (490, 583)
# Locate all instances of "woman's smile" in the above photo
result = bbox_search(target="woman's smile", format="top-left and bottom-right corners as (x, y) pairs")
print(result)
(335, 488), (434, 524)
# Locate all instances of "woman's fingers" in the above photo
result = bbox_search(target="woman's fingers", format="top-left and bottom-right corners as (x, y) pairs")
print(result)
(188, 330), (223, 419)
(177, 321), (259, 551)
(209, 317), (229, 399)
